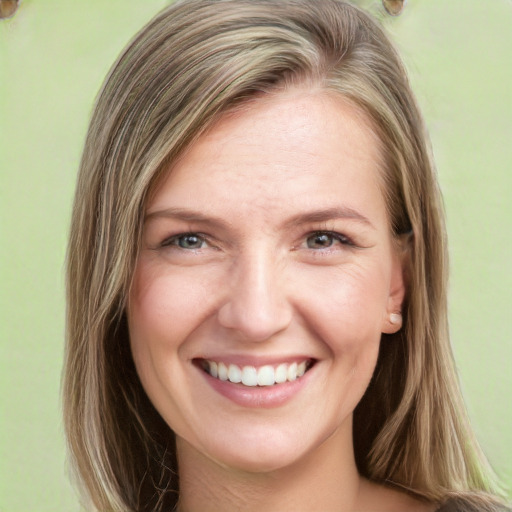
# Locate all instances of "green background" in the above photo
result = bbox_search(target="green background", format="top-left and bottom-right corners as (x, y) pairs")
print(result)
(1, 1), (511, 510)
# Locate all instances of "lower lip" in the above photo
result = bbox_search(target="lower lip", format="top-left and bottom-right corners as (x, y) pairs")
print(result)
(199, 365), (314, 408)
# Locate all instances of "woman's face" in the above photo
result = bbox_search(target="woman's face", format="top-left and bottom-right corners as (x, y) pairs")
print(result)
(128, 89), (405, 473)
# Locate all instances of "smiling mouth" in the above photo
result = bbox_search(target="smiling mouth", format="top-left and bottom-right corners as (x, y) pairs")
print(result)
(197, 359), (315, 387)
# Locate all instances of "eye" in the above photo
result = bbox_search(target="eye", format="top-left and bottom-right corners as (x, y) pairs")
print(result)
(162, 233), (207, 249)
(305, 231), (351, 249)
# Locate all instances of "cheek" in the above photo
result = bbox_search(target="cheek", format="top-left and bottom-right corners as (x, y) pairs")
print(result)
(127, 262), (218, 428)
(126, 263), (213, 403)
(128, 261), (214, 352)
(295, 262), (391, 354)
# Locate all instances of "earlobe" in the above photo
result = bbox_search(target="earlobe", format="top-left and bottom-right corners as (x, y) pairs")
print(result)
(383, 311), (403, 334)
(389, 312), (403, 327)
(382, 244), (408, 334)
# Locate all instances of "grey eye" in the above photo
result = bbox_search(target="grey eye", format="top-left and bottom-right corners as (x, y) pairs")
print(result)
(175, 234), (205, 249)
(382, 0), (406, 16)
(307, 233), (334, 249)
(0, 0), (20, 20)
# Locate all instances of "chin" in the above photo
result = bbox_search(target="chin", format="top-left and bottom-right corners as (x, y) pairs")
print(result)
(208, 442), (310, 474)
(183, 418), (345, 475)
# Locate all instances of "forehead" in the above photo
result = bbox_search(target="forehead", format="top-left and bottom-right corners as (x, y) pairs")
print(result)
(175, 89), (381, 173)
(147, 89), (387, 227)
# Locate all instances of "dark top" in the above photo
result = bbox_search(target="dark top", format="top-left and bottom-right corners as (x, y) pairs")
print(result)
(435, 497), (512, 512)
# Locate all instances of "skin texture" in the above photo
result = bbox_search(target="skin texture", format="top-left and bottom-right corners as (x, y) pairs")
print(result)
(127, 89), (433, 511)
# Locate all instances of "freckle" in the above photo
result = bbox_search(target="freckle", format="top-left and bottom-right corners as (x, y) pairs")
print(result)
(0, 0), (20, 19)
(382, 0), (406, 16)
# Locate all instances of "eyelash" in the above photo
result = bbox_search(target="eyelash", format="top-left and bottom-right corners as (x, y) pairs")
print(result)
(303, 230), (355, 250)
(160, 232), (209, 250)
(159, 230), (354, 252)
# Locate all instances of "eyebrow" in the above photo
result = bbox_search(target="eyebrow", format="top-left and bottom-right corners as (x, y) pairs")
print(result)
(283, 207), (375, 230)
(145, 208), (237, 234)
(145, 206), (375, 230)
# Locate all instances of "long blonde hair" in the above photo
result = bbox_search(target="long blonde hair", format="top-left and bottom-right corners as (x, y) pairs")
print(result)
(64, 1), (504, 510)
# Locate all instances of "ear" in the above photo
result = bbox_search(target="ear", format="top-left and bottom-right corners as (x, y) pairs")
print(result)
(381, 240), (408, 334)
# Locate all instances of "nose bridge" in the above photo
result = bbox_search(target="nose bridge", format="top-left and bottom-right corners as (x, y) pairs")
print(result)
(217, 245), (292, 341)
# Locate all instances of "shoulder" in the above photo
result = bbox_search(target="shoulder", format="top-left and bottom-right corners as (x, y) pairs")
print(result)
(435, 497), (512, 512)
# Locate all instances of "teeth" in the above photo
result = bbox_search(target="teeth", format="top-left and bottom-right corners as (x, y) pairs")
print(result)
(287, 362), (298, 382)
(241, 366), (258, 386)
(257, 365), (274, 386)
(228, 364), (242, 383)
(204, 359), (311, 387)
(275, 363), (288, 383)
(218, 362), (228, 381)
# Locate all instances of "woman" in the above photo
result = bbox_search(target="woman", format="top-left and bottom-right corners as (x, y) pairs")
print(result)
(63, 1), (510, 511)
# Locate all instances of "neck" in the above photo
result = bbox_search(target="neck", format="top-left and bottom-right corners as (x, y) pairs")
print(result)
(176, 422), (363, 512)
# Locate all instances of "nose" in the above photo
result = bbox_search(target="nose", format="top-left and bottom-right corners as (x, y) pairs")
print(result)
(217, 251), (293, 342)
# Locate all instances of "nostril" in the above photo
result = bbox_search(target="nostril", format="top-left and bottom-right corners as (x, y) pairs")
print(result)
(217, 293), (293, 342)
